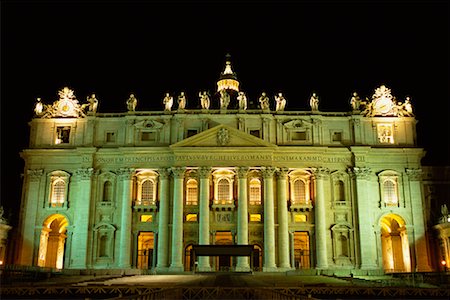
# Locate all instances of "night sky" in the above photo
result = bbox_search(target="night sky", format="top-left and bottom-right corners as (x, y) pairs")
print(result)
(2, 1), (449, 225)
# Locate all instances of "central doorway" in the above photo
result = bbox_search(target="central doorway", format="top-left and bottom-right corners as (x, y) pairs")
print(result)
(215, 231), (233, 271)
(137, 232), (154, 269)
(293, 231), (311, 269)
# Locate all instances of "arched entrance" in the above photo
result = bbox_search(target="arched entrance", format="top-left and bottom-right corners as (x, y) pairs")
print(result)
(380, 214), (411, 273)
(37, 214), (68, 269)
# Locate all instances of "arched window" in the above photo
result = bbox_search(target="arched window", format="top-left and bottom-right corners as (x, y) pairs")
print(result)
(292, 179), (306, 205)
(334, 180), (345, 201)
(218, 178), (230, 203)
(103, 181), (112, 202)
(141, 180), (155, 205)
(249, 178), (261, 205)
(383, 179), (398, 206)
(186, 179), (198, 205)
(51, 179), (66, 207)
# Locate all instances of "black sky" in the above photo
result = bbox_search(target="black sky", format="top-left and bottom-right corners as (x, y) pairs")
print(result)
(2, 0), (449, 224)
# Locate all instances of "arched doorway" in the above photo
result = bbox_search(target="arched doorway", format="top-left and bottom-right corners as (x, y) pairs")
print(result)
(37, 214), (68, 269)
(380, 214), (411, 273)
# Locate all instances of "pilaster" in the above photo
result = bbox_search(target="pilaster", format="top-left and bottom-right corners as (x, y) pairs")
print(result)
(236, 167), (250, 271)
(156, 168), (170, 271)
(276, 167), (291, 270)
(312, 167), (329, 269)
(406, 168), (432, 272)
(262, 167), (277, 271)
(117, 167), (135, 268)
(169, 167), (185, 272)
(198, 167), (211, 272)
(71, 168), (94, 268)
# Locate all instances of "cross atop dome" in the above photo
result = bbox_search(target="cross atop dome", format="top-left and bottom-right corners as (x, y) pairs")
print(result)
(217, 53), (239, 93)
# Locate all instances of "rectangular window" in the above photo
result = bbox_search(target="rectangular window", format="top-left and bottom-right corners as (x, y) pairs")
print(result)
(186, 186), (198, 205)
(294, 214), (307, 223)
(140, 215), (153, 222)
(249, 129), (261, 138)
(185, 214), (198, 222)
(55, 126), (71, 144)
(332, 132), (342, 142)
(250, 214), (261, 222)
(377, 124), (394, 144)
(106, 131), (116, 143)
(292, 131), (307, 141)
(186, 129), (198, 138)
(141, 131), (156, 142)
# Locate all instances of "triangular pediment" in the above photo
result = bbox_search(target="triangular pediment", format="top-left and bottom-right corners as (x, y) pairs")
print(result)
(170, 124), (276, 148)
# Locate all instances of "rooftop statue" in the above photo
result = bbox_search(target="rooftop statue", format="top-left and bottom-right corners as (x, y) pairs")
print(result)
(163, 93), (174, 111)
(259, 92), (270, 110)
(199, 91), (210, 110)
(127, 94), (138, 112)
(219, 90), (230, 109)
(398, 97), (414, 117)
(237, 91), (247, 110)
(178, 92), (187, 110)
(275, 92), (287, 112)
(84, 93), (99, 113)
(34, 98), (44, 116)
(310, 93), (319, 111)
(350, 92), (361, 111)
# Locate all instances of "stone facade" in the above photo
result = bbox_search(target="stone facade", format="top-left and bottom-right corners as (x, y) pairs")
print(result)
(15, 61), (436, 273)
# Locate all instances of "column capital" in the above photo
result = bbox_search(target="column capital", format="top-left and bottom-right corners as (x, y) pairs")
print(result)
(198, 167), (211, 179)
(158, 168), (171, 179)
(171, 167), (186, 179)
(406, 168), (423, 181)
(27, 169), (44, 181)
(349, 167), (372, 180)
(276, 167), (289, 178)
(236, 167), (249, 178)
(261, 167), (276, 178)
(117, 167), (135, 180)
(311, 167), (330, 179)
(75, 168), (95, 180)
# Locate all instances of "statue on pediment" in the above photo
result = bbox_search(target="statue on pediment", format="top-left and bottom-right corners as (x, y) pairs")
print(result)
(163, 93), (173, 111)
(259, 92), (270, 110)
(237, 91), (247, 110)
(199, 91), (210, 110)
(350, 92), (361, 111)
(86, 93), (98, 113)
(310, 93), (319, 111)
(219, 90), (230, 109)
(275, 92), (287, 112)
(396, 96), (414, 117)
(178, 92), (187, 110)
(126, 94), (137, 112)
(34, 98), (44, 116)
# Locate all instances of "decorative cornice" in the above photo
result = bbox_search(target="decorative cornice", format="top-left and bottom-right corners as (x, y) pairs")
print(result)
(117, 167), (135, 180)
(27, 169), (44, 181)
(261, 167), (276, 178)
(311, 167), (330, 179)
(236, 167), (249, 178)
(351, 167), (372, 180)
(276, 167), (289, 178)
(406, 168), (422, 181)
(198, 167), (211, 179)
(76, 168), (94, 180)
(171, 167), (186, 178)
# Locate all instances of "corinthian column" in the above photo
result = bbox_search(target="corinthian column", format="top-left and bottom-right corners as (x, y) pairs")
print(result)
(277, 168), (291, 270)
(406, 168), (431, 272)
(198, 167), (211, 271)
(236, 167), (250, 271)
(352, 167), (377, 269)
(312, 167), (329, 269)
(262, 167), (277, 271)
(118, 168), (135, 268)
(170, 167), (185, 272)
(19, 169), (43, 265)
(156, 168), (170, 271)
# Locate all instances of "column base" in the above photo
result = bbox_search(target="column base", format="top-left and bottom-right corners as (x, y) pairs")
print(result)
(263, 266), (278, 272)
(277, 266), (293, 272)
(169, 264), (184, 272)
(197, 265), (212, 272)
(360, 263), (378, 270)
(154, 266), (169, 273)
(235, 265), (251, 272)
